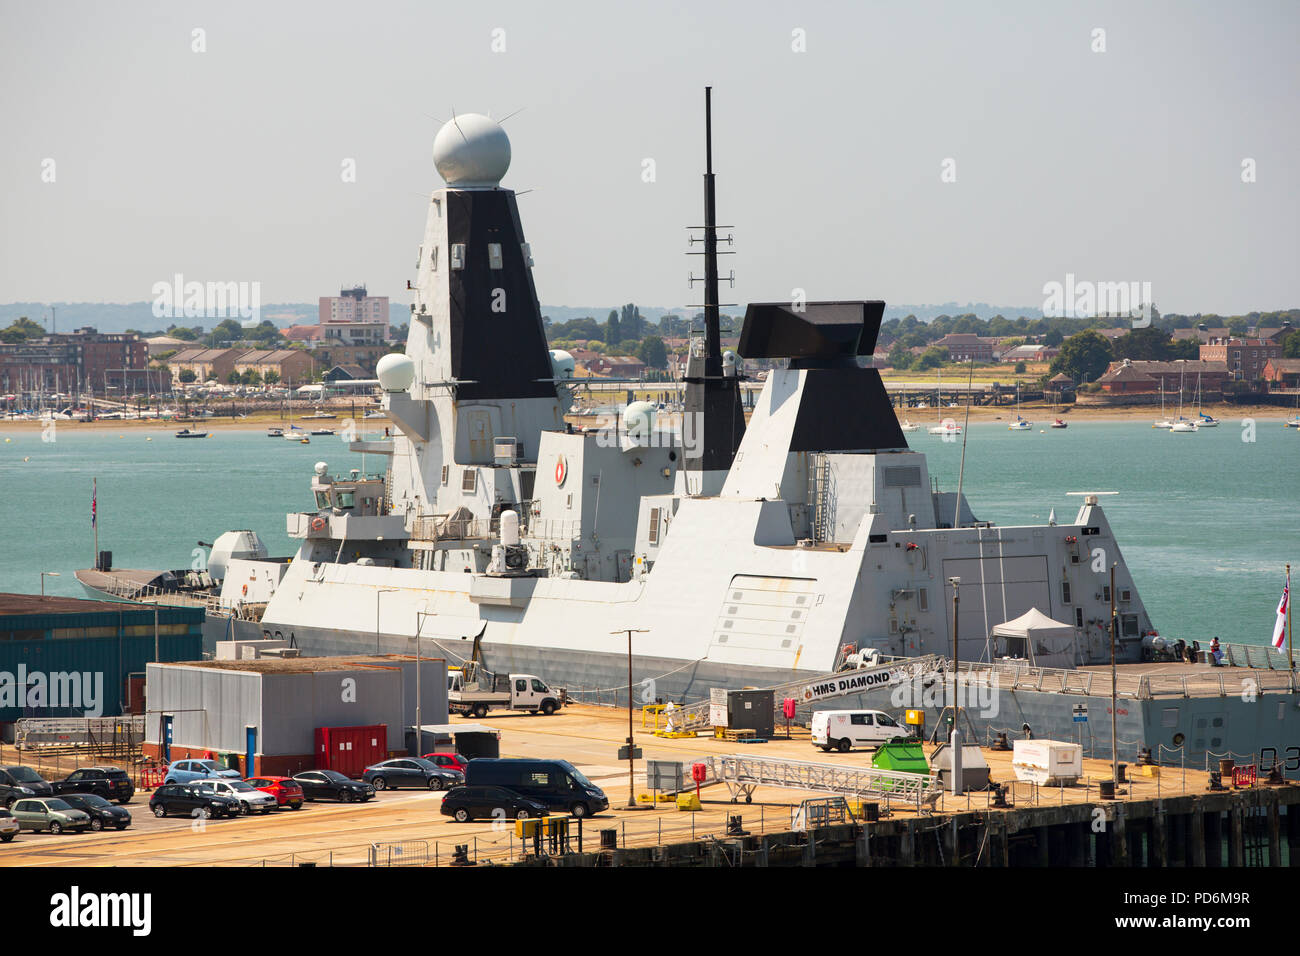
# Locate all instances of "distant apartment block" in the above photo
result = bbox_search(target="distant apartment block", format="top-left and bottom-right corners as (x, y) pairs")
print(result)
(0, 327), (149, 394)
(318, 285), (389, 345)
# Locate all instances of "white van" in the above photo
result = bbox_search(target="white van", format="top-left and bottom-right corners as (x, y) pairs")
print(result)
(811, 710), (908, 752)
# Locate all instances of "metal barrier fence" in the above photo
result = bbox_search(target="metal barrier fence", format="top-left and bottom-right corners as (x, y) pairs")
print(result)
(367, 840), (430, 867)
(14, 716), (145, 753)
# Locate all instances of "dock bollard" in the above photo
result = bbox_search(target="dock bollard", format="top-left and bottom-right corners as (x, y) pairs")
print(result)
(727, 815), (749, 836)
(1098, 779), (1116, 800)
(600, 828), (618, 850)
(1117, 763), (1127, 784)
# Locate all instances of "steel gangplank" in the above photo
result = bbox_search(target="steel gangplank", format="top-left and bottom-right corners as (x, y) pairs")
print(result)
(697, 753), (942, 812)
(671, 654), (947, 733)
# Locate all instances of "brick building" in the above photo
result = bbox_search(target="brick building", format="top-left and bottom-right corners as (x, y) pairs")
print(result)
(0, 327), (149, 395)
(1200, 337), (1282, 384)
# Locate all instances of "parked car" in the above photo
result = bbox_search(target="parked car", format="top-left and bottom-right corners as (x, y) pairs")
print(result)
(810, 709), (908, 752)
(149, 783), (241, 819)
(245, 776), (305, 810)
(439, 786), (549, 823)
(291, 770), (375, 803)
(51, 767), (135, 804)
(0, 766), (53, 805)
(163, 759), (242, 785)
(10, 797), (91, 834)
(422, 753), (471, 775)
(56, 793), (131, 831)
(362, 758), (462, 791)
(193, 779), (278, 814)
(464, 759), (608, 818)
(0, 808), (19, 842)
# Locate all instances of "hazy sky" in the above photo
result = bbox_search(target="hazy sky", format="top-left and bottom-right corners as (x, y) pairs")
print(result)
(3, 0), (1297, 316)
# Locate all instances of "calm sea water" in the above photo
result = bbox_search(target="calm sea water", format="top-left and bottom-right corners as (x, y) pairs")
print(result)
(1, 419), (1296, 646)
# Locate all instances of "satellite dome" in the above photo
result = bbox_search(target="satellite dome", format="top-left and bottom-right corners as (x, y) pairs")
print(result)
(549, 349), (575, 381)
(623, 401), (656, 441)
(376, 352), (416, 392)
(433, 113), (511, 188)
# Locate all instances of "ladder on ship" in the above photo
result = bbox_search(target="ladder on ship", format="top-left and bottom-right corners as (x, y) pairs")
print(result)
(808, 451), (831, 543)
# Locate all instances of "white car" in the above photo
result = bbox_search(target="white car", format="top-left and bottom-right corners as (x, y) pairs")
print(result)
(193, 779), (278, 814)
(811, 709), (909, 753)
(0, 808), (18, 842)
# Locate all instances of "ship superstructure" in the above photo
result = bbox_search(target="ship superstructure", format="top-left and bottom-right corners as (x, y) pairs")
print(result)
(215, 97), (1159, 707)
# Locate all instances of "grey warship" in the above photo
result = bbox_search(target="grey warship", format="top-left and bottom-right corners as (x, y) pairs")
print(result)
(202, 92), (1299, 765)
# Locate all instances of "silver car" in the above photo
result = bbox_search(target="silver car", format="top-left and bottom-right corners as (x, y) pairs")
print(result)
(11, 797), (91, 834)
(193, 779), (278, 814)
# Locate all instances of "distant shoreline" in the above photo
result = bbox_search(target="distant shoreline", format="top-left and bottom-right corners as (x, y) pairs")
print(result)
(2, 401), (1294, 434)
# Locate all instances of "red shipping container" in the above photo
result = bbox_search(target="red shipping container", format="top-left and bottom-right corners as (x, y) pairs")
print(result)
(314, 724), (387, 778)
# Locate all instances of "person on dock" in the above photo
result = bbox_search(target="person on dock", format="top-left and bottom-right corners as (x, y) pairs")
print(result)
(1209, 637), (1223, 666)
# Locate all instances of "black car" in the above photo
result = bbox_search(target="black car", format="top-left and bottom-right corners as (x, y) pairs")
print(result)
(148, 783), (241, 819)
(362, 758), (463, 791)
(51, 767), (135, 804)
(292, 770), (376, 803)
(439, 786), (550, 823)
(0, 766), (53, 805)
(57, 793), (132, 831)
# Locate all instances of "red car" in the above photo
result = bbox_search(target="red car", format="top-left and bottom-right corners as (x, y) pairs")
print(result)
(245, 776), (304, 809)
(422, 753), (470, 775)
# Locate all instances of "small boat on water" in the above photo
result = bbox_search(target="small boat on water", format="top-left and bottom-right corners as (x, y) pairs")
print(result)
(310, 428), (335, 436)
(900, 419), (920, 433)
(1050, 419), (1068, 429)
(1008, 383), (1031, 429)
(267, 427), (284, 437)
(175, 428), (208, 438)
(1170, 420), (1198, 433)
(927, 418), (961, 437)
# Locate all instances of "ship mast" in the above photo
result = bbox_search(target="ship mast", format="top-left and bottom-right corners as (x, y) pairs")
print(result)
(680, 87), (746, 495)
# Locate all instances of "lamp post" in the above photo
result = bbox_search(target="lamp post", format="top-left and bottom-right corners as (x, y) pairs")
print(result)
(611, 628), (649, 809)
(948, 575), (963, 795)
(40, 571), (60, 596)
(415, 606), (433, 756)
(376, 588), (398, 655)
(1110, 563), (1119, 786)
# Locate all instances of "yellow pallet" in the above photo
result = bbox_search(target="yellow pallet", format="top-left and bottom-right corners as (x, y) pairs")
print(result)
(714, 727), (756, 741)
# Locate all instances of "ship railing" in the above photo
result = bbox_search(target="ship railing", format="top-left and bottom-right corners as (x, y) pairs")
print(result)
(955, 659), (1297, 700)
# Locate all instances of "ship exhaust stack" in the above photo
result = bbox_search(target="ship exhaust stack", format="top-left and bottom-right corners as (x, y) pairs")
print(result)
(680, 87), (746, 497)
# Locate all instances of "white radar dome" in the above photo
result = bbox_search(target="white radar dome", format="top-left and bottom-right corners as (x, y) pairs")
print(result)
(376, 352), (416, 393)
(433, 113), (511, 188)
(549, 349), (575, 381)
(623, 401), (656, 441)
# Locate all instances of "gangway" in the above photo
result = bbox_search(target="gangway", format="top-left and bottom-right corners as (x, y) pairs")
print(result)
(667, 654), (946, 734)
(693, 752), (942, 813)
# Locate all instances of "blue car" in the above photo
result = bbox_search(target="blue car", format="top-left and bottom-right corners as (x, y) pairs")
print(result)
(163, 759), (241, 785)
